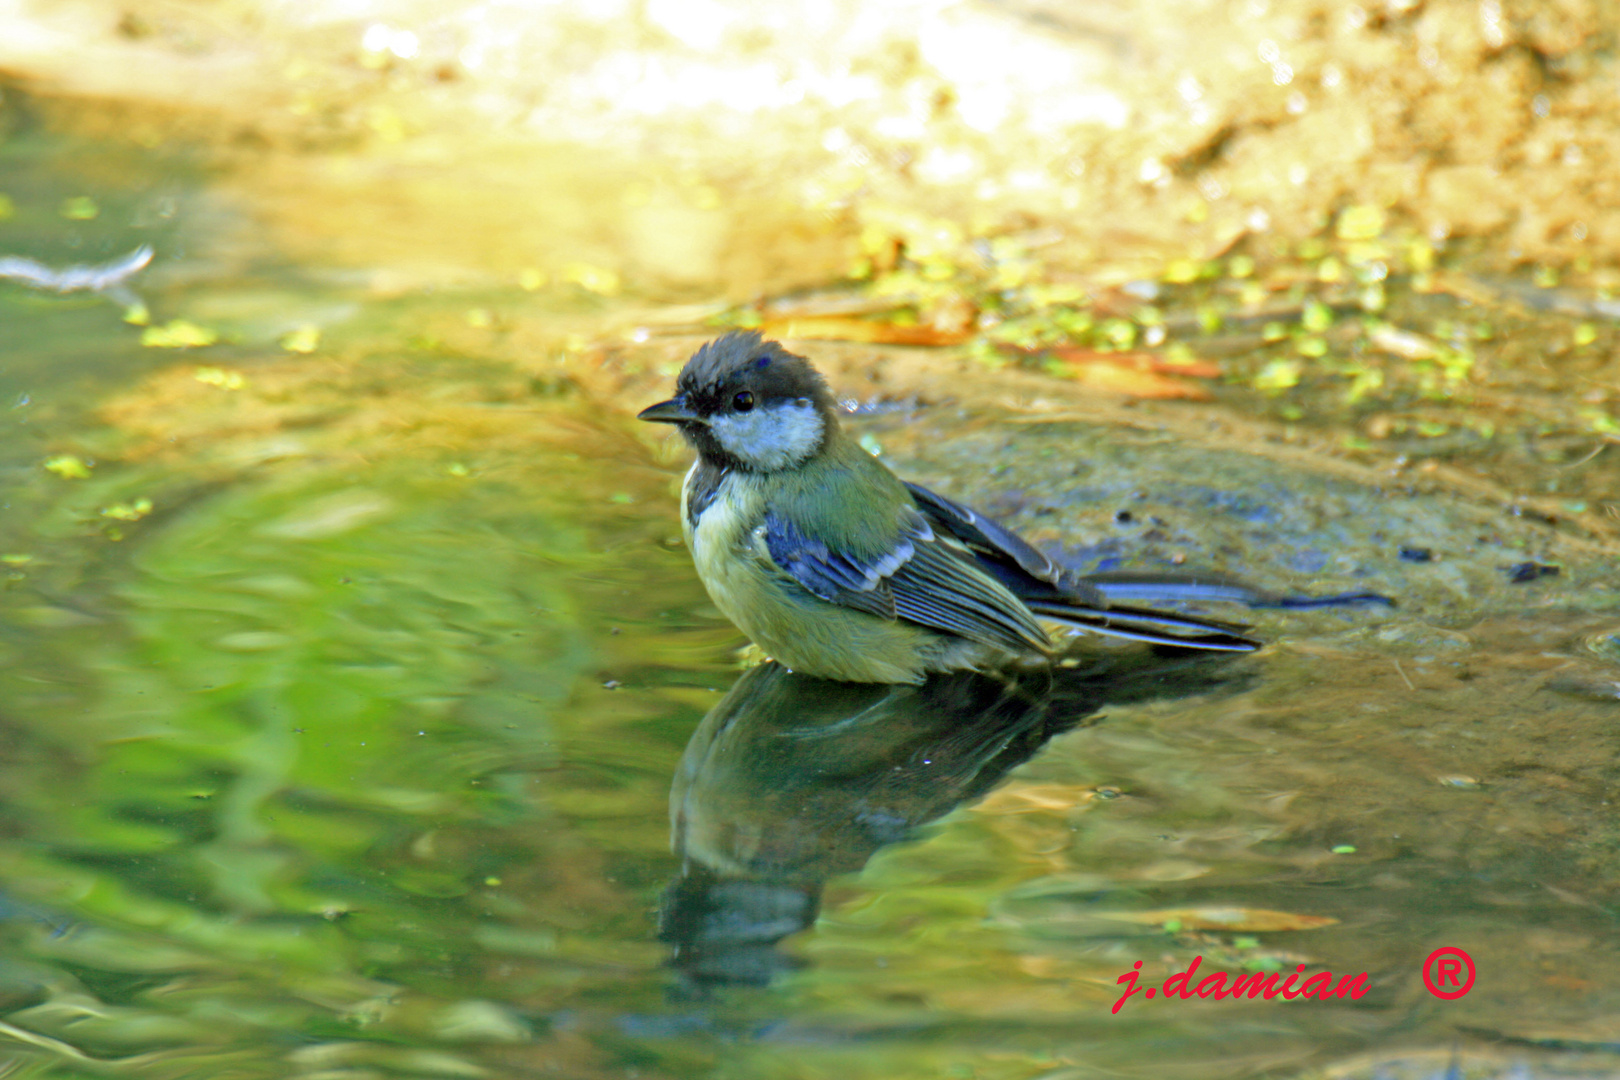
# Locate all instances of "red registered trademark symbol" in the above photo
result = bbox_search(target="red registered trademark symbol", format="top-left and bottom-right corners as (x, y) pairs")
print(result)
(1423, 947), (1476, 999)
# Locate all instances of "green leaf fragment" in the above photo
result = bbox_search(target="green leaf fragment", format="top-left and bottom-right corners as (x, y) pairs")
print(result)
(1580, 409), (1620, 436)
(1335, 205), (1385, 242)
(143, 320), (219, 348)
(194, 366), (245, 389)
(101, 498), (154, 521)
(1163, 259), (1201, 284)
(1255, 358), (1302, 392)
(44, 454), (92, 479)
(1301, 300), (1334, 332)
(1099, 318), (1137, 349)
(281, 325), (321, 353)
(60, 195), (100, 220)
(1346, 368), (1384, 403)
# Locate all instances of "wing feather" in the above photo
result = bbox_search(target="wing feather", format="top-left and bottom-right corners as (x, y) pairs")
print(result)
(905, 479), (1261, 651)
(762, 512), (897, 619)
(763, 506), (1050, 654)
(891, 540), (1049, 653)
(763, 475), (1261, 656)
(904, 480), (1110, 606)
(904, 481), (1063, 584)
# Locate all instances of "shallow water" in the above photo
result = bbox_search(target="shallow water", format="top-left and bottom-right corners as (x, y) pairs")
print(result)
(3, 23), (1620, 1080)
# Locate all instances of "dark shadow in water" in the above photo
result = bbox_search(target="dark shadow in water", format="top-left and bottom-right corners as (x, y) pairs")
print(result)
(658, 652), (1250, 992)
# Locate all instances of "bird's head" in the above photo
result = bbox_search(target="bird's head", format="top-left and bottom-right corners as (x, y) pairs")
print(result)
(637, 331), (840, 472)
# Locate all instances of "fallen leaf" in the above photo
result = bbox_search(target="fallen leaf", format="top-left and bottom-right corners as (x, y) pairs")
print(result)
(42, 454), (92, 479)
(142, 319), (218, 348)
(1095, 907), (1339, 932)
(194, 367), (246, 390)
(100, 498), (153, 522)
(1007, 346), (1219, 400)
(760, 316), (972, 346)
(972, 783), (1101, 814)
(758, 295), (913, 321)
(1046, 347), (1221, 379)
(1336, 205), (1386, 241)
(280, 325), (321, 353)
(1067, 361), (1213, 400)
(1367, 323), (1441, 360)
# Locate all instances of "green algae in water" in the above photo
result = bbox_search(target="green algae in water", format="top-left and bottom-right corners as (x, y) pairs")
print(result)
(0, 435), (691, 1074)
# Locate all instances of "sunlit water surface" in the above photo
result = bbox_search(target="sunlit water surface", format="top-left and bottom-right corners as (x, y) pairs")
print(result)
(2, 102), (1619, 1080)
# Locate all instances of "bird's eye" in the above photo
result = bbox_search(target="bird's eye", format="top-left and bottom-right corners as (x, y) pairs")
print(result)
(732, 391), (755, 412)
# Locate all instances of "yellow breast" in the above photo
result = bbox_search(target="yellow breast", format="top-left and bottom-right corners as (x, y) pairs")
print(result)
(681, 467), (961, 684)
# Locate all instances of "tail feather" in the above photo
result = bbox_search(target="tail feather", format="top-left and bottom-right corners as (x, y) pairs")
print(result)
(1024, 599), (1260, 653)
(1081, 571), (1394, 610)
(1092, 600), (1254, 635)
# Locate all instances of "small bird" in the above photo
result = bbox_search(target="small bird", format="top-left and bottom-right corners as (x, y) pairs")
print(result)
(638, 330), (1260, 684)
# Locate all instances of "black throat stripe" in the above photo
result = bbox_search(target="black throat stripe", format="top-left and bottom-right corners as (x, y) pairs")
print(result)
(686, 460), (727, 527)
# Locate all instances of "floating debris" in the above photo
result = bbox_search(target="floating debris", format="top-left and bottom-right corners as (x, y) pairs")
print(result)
(1098, 907), (1338, 933)
(1367, 323), (1442, 361)
(0, 244), (154, 315)
(1540, 676), (1620, 703)
(760, 315), (970, 346)
(100, 498), (153, 522)
(142, 321), (219, 349)
(192, 365), (243, 387)
(58, 195), (100, 220)
(42, 454), (92, 479)
(1504, 561), (1560, 583)
(280, 325), (321, 353)
(1335, 205), (1386, 242)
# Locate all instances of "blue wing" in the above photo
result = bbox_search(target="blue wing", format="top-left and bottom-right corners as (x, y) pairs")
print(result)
(761, 510), (906, 620)
(903, 480), (1261, 651)
(762, 508), (1051, 654)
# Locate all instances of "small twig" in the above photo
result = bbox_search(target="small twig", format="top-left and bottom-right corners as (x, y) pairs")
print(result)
(1560, 441), (1610, 469)
(1392, 659), (1415, 691)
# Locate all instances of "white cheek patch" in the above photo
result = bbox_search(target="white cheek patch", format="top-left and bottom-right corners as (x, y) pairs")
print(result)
(709, 402), (825, 471)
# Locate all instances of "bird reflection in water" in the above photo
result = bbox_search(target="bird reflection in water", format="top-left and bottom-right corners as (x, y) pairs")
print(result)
(658, 652), (1247, 991)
